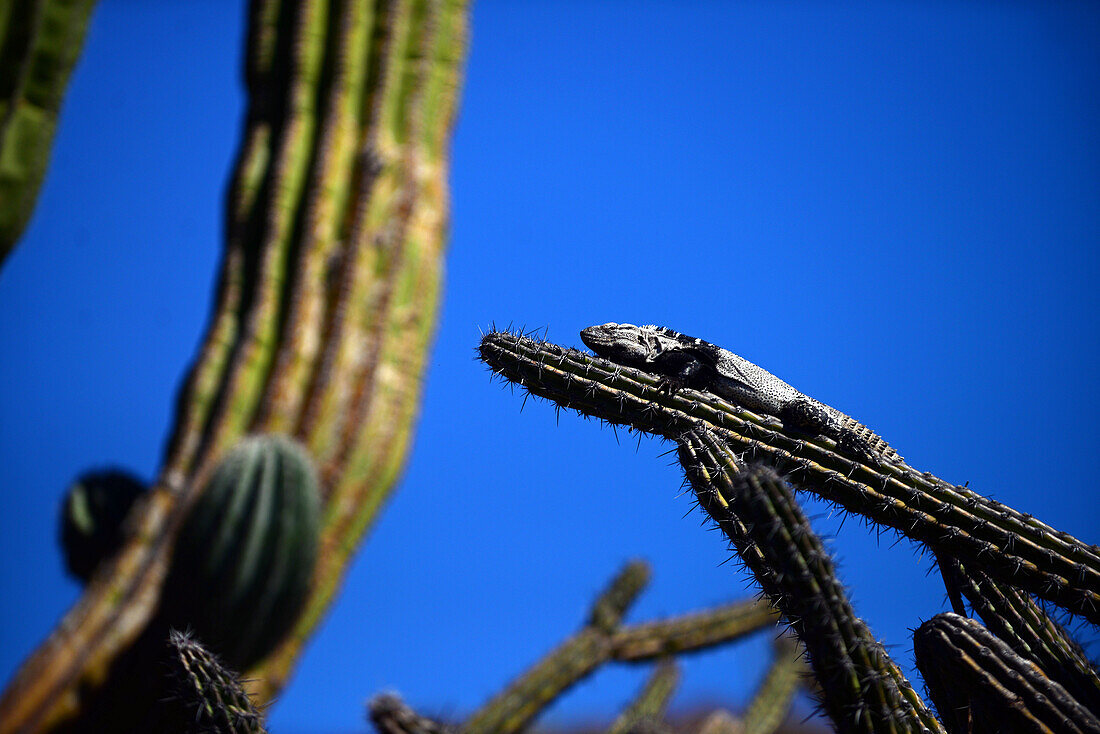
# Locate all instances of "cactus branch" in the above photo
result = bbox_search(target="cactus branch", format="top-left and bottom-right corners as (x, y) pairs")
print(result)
(676, 431), (943, 733)
(477, 329), (1100, 624)
(0, 0), (97, 266)
(607, 660), (680, 734)
(938, 557), (1100, 716)
(913, 613), (1100, 734)
(462, 561), (776, 734)
(740, 636), (808, 734)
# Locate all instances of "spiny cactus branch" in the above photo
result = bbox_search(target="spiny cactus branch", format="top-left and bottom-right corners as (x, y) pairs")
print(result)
(165, 629), (267, 734)
(676, 431), (943, 733)
(477, 329), (1100, 624)
(913, 613), (1100, 734)
(938, 557), (1100, 716)
(462, 561), (777, 734)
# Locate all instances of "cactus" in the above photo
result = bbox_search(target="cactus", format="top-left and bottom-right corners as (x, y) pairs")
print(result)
(461, 561), (777, 734)
(477, 329), (1100, 624)
(0, 1), (468, 729)
(0, 0), (97, 267)
(165, 629), (267, 734)
(477, 326), (1100, 732)
(607, 660), (680, 734)
(913, 613), (1100, 734)
(740, 636), (807, 734)
(676, 439), (942, 734)
(938, 557), (1100, 715)
(163, 434), (321, 671)
(58, 469), (145, 583)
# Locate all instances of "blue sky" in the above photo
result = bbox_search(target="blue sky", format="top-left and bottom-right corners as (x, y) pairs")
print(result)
(2, 2), (1099, 732)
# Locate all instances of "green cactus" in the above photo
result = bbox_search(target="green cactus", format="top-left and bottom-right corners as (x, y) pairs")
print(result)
(0, 0), (97, 267)
(58, 469), (146, 583)
(741, 636), (807, 734)
(163, 434), (321, 671)
(607, 660), (680, 734)
(913, 613), (1100, 734)
(0, 1), (468, 726)
(462, 561), (777, 734)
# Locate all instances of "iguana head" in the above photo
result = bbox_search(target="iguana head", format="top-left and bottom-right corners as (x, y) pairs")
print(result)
(580, 323), (681, 366)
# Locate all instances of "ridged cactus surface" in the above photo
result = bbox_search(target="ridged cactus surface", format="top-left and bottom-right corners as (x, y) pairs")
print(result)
(163, 435), (321, 670)
(0, 0), (97, 267)
(0, 1), (468, 730)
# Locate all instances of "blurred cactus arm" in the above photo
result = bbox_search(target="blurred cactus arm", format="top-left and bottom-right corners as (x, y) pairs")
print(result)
(0, 0), (467, 731)
(0, 0), (97, 267)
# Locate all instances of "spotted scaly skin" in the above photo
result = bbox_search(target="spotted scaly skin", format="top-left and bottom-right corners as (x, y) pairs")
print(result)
(580, 323), (902, 465)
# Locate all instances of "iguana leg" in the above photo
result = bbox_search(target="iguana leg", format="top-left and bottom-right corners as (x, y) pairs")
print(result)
(780, 398), (879, 464)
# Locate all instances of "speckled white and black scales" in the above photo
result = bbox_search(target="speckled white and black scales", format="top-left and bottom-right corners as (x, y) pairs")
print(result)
(579, 323), (902, 465)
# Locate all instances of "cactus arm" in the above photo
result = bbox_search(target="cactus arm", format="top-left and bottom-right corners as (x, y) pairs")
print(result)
(0, 0), (96, 267)
(477, 329), (1100, 624)
(740, 637), (808, 734)
(462, 562), (776, 734)
(606, 659), (680, 734)
(914, 614), (1100, 734)
(676, 436), (943, 734)
(165, 630), (267, 734)
(939, 558), (1100, 715)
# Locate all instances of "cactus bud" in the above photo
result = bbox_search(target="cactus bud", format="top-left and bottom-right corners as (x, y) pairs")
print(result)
(59, 469), (146, 582)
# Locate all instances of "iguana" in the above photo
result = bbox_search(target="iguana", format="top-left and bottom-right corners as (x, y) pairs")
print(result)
(579, 322), (903, 465)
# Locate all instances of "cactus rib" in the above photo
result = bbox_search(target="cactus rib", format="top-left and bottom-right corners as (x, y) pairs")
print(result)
(476, 329), (1100, 624)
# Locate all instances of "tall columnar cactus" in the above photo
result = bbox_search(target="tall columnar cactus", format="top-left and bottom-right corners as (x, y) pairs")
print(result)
(0, 1), (468, 730)
(0, 0), (97, 267)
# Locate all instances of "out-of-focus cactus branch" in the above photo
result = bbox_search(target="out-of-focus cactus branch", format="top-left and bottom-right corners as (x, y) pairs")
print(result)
(0, 1), (467, 730)
(461, 561), (778, 734)
(0, 0), (97, 267)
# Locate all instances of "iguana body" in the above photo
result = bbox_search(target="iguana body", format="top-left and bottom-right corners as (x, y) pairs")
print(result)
(579, 323), (902, 465)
